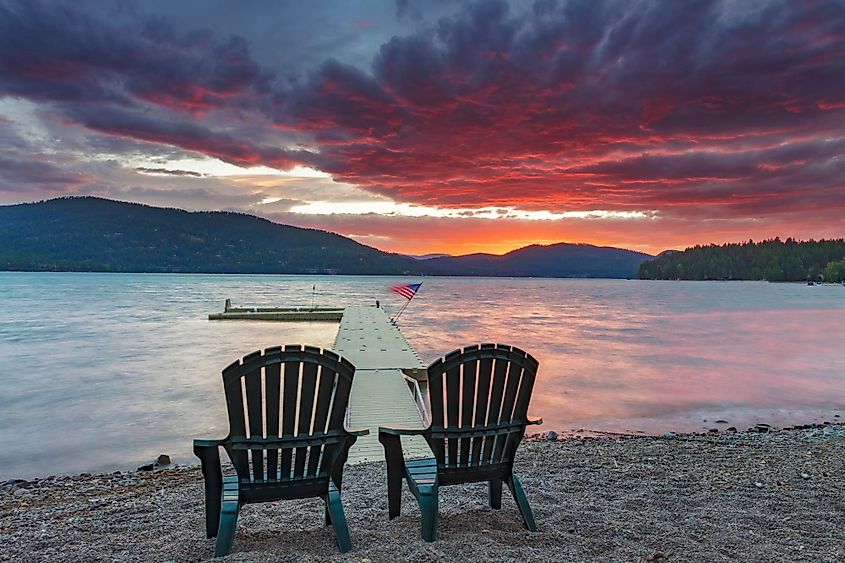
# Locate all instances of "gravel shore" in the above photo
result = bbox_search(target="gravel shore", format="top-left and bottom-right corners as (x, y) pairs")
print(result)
(2, 425), (844, 562)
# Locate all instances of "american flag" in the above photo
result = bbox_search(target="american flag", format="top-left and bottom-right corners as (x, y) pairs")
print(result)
(390, 282), (422, 300)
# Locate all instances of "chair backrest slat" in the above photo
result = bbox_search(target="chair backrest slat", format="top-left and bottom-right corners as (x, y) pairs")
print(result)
(512, 353), (537, 423)
(282, 357), (300, 436)
(309, 362), (334, 477)
(429, 358), (446, 429)
(327, 362), (352, 430)
(500, 356), (522, 424)
(279, 357), (299, 479)
(426, 343), (539, 473)
(294, 354), (319, 478)
(445, 359), (461, 467)
(469, 348), (494, 466)
(458, 349), (477, 466)
(243, 359), (264, 481)
(482, 354), (509, 464)
(323, 349), (353, 475)
(223, 360), (249, 476)
(491, 359), (518, 464)
(265, 359), (281, 480)
(221, 345), (355, 485)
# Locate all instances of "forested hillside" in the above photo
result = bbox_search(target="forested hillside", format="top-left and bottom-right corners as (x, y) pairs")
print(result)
(0, 197), (428, 274)
(428, 243), (651, 278)
(638, 238), (845, 281)
(0, 197), (656, 278)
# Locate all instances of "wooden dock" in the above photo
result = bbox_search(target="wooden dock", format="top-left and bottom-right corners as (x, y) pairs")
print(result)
(209, 300), (432, 463)
(332, 306), (431, 462)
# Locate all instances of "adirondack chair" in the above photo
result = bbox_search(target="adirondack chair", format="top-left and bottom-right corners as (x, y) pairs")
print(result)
(378, 343), (542, 541)
(193, 345), (367, 557)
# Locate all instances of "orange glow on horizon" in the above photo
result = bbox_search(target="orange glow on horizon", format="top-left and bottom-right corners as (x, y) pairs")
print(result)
(309, 212), (845, 257)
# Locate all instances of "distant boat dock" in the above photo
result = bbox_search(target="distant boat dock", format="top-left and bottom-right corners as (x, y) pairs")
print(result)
(208, 299), (344, 322)
(210, 300), (431, 462)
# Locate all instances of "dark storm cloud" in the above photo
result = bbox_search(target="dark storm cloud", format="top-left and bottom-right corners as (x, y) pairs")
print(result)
(395, 0), (423, 22)
(1, 0), (844, 224)
(60, 104), (314, 169)
(134, 167), (205, 177)
(0, 155), (93, 192)
(0, 1), (269, 110)
(270, 0), (845, 216)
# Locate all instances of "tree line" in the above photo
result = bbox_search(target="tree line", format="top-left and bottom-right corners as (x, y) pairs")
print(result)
(638, 238), (845, 282)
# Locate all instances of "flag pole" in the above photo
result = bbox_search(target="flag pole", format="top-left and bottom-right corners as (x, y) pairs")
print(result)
(391, 299), (411, 322)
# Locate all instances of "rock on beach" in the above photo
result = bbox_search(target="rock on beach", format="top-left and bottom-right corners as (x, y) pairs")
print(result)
(2, 426), (844, 562)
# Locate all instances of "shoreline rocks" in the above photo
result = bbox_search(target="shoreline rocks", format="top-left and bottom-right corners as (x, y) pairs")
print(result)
(2, 425), (844, 562)
(136, 454), (172, 472)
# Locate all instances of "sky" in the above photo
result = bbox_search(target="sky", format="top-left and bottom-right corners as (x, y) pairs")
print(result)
(1, 0), (844, 256)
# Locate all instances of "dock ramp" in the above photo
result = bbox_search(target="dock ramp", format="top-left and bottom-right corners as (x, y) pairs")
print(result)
(333, 305), (431, 462)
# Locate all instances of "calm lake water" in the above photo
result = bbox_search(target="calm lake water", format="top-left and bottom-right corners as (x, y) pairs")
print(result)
(1, 272), (843, 479)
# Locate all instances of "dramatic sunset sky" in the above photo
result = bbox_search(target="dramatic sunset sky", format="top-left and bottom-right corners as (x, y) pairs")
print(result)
(1, 0), (843, 255)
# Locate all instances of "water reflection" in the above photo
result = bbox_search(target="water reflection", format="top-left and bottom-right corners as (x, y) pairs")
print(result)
(398, 278), (845, 435)
(0, 273), (843, 478)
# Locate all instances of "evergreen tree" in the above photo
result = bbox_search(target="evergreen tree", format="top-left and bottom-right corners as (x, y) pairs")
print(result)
(639, 239), (845, 281)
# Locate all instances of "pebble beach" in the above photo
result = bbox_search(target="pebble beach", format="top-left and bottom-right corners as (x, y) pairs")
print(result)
(2, 425), (843, 562)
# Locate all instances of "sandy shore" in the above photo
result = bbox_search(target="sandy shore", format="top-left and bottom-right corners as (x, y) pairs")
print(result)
(2, 425), (844, 562)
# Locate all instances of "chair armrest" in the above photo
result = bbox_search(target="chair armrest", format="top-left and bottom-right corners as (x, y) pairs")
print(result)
(344, 426), (370, 437)
(193, 438), (226, 475)
(193, 438), (227, 449)
(379, 425), (427, 436)
(526, 417), (543, 426)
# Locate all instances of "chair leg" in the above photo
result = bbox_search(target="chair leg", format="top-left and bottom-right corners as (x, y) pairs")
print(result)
(418, 486), (439, 542)
(506, 474), (537, 532)
(380, 434), (405, 519)
(386, 464), (404, 520)
(326, 484), (352, 552)
(488, 479), (503, 509)
(324, 500), (332, 526)
(194, 444), (223, 538)
(214, 478), (240, 557)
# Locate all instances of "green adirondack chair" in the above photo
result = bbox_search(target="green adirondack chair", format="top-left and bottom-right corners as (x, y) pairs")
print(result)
(194, 345), (367, 557)
(379, 343), (542, 542)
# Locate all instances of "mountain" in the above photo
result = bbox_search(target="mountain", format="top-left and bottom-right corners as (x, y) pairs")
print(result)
(427, 243), (652, 278)
(0, 197), (652, 278)
(0, 197), (428, 275)
(407, 253), (452, 260)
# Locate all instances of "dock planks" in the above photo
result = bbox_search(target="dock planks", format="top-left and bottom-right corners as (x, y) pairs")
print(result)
(333, 306), (431, 462)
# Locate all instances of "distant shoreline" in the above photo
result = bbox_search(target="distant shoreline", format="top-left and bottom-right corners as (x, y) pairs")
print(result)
(5, 270), (843, 284)
(0, 269), (640, 279)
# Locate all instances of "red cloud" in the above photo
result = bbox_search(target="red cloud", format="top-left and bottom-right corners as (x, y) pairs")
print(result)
(2, 0), (844, 248)
(267, 0), (844, 221)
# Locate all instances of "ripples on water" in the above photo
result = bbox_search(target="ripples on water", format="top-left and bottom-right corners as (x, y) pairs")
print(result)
(1, 272), (843, 478)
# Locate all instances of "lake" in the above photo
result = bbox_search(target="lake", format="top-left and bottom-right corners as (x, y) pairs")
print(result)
(1, 272), (843, 479)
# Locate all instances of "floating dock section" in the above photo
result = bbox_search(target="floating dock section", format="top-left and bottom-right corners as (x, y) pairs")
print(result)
(208, 299), (344, 322)
(209, 300), (431, 463)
